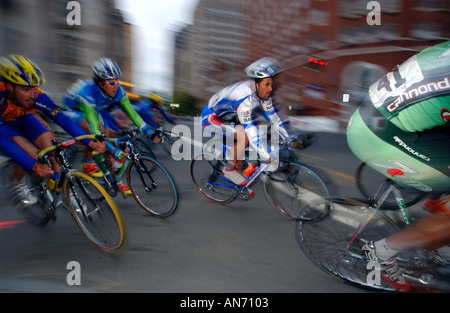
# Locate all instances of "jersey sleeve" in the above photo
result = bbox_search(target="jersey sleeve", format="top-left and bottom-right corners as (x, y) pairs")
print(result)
(119, 96), (147, 130)
(236, 100), (271, 161)
(34, 92), (92, 146)
(260, 99), (289, 140)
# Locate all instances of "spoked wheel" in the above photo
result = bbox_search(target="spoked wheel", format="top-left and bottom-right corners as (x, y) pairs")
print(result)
(64, 172), (125, 251)
(189, 152), (236, 204)
(295, 197), (402, 291)
(355, 162), (427, 209)
(263, 162), (329, 220)
(127, 155), (178, 217)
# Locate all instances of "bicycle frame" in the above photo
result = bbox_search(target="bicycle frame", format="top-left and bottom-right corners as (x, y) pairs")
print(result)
(347, 179), (413, 248)
(93, 130), (158, 196)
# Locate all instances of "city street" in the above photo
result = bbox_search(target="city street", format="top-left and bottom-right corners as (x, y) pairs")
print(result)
(0, 120), (370, 294)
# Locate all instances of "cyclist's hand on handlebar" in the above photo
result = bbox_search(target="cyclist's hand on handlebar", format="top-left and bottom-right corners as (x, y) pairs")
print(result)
(32, 162), (54, 178)
(88, 140), (107, 154)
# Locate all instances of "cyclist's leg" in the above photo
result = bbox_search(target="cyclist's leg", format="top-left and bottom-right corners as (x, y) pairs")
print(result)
(203, 114), (247, 185)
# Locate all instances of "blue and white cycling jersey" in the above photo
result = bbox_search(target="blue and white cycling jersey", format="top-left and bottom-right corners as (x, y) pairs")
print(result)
(62, 79), (127, 113)
(201, 80), (288, 160)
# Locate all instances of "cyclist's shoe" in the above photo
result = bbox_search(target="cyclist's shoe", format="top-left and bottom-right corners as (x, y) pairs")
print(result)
(248, 188), (255, 198)
(82, 161), (104, 178)
(117, 182), (132, 196)
(362, 241), (410, 292)
(10, 180), (37, 207)
(223, 167), (248, 186)
(421, 197), (450, 216)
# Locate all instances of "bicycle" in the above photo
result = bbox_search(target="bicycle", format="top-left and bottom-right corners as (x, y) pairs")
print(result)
(189, 132), (329, 220)
(12, 134), (126, 251)
(295, 175), (450, 292)
(355, 161), (428, 209)
(93, 128), (179, 218)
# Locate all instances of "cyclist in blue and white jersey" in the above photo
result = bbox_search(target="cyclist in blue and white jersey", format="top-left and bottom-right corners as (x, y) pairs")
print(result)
(201, 57), (289, 187)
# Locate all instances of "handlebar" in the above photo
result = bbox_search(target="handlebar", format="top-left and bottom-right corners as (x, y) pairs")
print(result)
(37, 134), (106, 163)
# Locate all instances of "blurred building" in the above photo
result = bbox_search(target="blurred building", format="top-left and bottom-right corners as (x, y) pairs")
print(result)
(0, 0), (132, 101)
(173, 0), (449, 124)
(173, 0), (248, 104)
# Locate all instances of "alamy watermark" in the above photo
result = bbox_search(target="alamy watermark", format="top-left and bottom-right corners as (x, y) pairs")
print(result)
(66, 1), (81, 26)
(66, 261), (81, 285)
(367, 1), (381, 25)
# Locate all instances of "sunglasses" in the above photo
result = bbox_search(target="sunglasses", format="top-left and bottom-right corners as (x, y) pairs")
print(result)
(104, 80), (119, 87)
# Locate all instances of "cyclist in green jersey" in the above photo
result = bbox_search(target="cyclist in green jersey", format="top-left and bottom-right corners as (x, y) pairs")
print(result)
(346, 40), (450, 291)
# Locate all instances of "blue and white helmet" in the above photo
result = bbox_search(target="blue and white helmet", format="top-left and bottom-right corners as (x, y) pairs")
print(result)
(92, 58), (122, 80)
(245, 57), (282, 79)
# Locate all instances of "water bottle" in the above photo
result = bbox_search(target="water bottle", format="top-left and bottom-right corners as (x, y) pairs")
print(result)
(243, 163), (257, 178)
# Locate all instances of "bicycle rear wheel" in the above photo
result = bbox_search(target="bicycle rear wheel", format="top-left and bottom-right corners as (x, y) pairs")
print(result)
(189, 152), (236, 204)
(127, 155), (178, 217)
(295, 197), (402, 291)
(263, 162), (329, 220)
(64, 172), (125, 251)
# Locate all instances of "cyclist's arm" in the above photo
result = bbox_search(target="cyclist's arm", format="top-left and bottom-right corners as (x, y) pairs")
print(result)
(236, 101), (271, 161)
(119, 96), (152, 131)
(35, 92), (93, 147)
(260, 99), (289, 140)
(77, 95), (103, 135)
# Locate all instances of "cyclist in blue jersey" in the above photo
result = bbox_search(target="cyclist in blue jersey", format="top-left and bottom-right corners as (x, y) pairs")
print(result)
(132, 93), (175, 129)
(0, 55), (106, 207)
(61, 58), (158, 195)
(201, 57), (289, 187)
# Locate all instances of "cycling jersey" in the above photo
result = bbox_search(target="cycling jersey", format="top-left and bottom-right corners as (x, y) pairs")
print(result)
(201, 80), (288, 160)
(133, 99), (175, 129)
(347, 41), (450, 193)
(368, 40), (450, 132)
(62, 79), (147, 135)
(0, 83), (92, 171)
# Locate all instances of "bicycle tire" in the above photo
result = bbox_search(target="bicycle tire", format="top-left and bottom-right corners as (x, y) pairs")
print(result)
(295, 197), (403, 291)
(263, 162), (329, 220)
(355, 162), (427, 209)
(126, 155), (178, 217)
(189, 152), (236, 204)
(64, 172), (126, 250)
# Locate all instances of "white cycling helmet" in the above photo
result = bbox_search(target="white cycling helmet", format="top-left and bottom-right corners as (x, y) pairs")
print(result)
(245, 57), (282, 79)
(92, 58), (122, 80)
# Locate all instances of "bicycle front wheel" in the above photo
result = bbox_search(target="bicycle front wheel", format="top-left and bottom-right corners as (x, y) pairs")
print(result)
(263, 162), (329, 220)
(296, 197), (402, 291)
(127, 156), (178, 217)
(64, 172), (126, 251)
(189, 152), (236, 204)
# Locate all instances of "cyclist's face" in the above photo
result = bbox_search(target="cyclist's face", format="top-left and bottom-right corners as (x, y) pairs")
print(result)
(101, 79), (120, 97)
(9, 84), (37, 109)
(256, 78), (273, 100)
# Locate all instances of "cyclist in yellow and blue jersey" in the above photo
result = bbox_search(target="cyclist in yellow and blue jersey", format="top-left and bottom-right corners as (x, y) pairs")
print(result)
(0, 55), (106, 207)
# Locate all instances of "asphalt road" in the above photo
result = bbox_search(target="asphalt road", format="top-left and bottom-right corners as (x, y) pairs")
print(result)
(0, 122), (371, 295)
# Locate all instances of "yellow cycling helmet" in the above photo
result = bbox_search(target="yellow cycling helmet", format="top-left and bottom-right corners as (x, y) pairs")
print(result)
(149, 93), (164, 106)
(0, 54), (45, 87)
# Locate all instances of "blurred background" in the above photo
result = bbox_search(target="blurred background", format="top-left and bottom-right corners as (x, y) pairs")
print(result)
(0, 0), (448, 127)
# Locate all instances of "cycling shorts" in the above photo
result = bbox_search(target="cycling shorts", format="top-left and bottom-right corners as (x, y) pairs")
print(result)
(347, 105), (450, 193)
(0, 112), (53, 171)
(202, 113), (239, 140)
